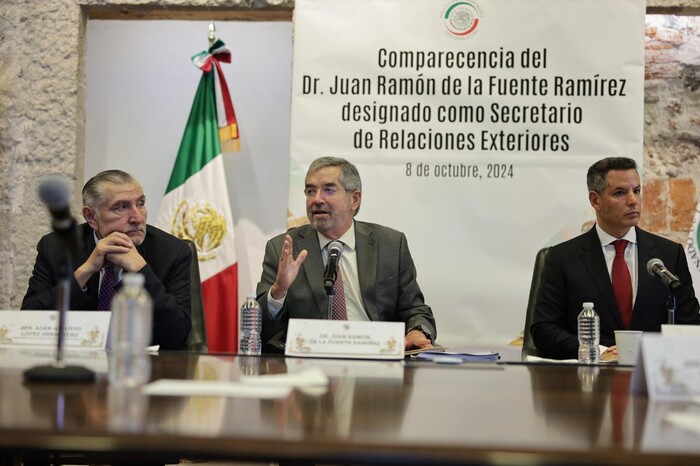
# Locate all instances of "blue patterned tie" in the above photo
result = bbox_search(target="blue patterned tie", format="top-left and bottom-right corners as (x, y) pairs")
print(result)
(97, 261), (117, 311)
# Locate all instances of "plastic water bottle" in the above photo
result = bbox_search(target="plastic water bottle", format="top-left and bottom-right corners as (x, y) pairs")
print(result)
(578, 302), (600, 364)
(108, 273), (153, 386)
(239, 295), (262, 356)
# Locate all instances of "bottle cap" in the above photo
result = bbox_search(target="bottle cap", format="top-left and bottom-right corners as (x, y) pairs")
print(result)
(247, 294), (257, 299)
(122, 273), (145, 287)
(582, 302), (594, 309)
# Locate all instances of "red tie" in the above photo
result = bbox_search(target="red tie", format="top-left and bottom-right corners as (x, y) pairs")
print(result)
(612, 240), (633, 328)
(331, 267), (347, 320)
(97, 261), (117, 311)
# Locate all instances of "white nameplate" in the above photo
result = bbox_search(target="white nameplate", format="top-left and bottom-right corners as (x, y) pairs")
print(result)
(662, 324), (700, 337)
(285, 319), (404, 360)
(0, 310), (111, 350)
(633, 333), (700, 400)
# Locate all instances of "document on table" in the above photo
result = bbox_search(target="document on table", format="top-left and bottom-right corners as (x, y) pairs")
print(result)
(143, 368), (329, 399)
(414, 350), (500, 362)
(404, 345), (446, 356)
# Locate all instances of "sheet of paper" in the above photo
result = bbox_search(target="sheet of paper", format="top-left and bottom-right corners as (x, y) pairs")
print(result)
(143, 379), (292, 399)
(664, 412), (700, 437)
(404, 345), (446, 356)
(416, 350), (500, 362)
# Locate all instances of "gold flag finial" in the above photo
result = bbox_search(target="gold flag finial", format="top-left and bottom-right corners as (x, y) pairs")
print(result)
(208, 22), (216, 47)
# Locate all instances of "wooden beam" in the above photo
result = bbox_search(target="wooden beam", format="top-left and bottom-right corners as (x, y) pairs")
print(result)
(86, 4), (700, 21)
(647, 6), (700, 15)
(87, 6), (293, 21)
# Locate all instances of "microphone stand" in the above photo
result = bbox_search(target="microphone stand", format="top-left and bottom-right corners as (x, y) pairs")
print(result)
(663, 275), (680, 326)
(24, 233), (95, 383)
(325, 276), (336, 320)
(666, 291), (676, 325)
(56, 258), (71, 365)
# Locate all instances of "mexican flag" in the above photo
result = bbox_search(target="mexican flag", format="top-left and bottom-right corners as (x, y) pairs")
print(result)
(156, 39), (239, 353)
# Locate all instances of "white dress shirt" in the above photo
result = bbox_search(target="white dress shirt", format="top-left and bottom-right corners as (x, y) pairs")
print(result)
(595, 224), (638, 306)
(267, 221), (369, 320)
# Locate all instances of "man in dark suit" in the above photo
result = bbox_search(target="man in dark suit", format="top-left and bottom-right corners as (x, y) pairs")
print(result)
(22, 170), (191, 350)
(531, 157), (700, 359)
(257, 157), (436, 350)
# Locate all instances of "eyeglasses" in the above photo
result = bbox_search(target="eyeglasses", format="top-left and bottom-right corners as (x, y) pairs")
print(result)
(304, 186), (341, 198)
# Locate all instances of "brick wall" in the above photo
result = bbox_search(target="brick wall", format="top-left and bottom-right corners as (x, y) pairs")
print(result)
(642, 15), (700, 244)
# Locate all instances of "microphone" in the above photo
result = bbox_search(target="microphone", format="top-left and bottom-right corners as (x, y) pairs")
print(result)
(24, 176), (95, 382)
(646, 258), (681, 291)
(38, 175), (80, 257)
(323, 241), (344, 292)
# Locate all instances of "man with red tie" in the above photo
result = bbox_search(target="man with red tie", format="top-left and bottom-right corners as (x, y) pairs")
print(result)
(257, 157), (436, 351)
(531, 157), (700, 360)
(21, 170), (191, 350)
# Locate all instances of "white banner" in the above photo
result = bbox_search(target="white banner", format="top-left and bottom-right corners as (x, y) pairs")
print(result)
(289, 0), (645, 346)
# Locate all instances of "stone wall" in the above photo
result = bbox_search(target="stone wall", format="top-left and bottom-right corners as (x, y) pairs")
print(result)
(0, 0), (698, 309)
(642, 14), (700, 243)
(0, 0), (86, 309)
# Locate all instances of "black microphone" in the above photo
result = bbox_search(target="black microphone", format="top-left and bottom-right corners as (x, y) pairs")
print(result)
(646, 258), (681, 291)
(323, 241), (343, 293)
(24, 176), (95, 382)
(38, 175), (80, 258)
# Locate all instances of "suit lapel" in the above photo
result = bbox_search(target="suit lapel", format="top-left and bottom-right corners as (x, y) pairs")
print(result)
(136, 226), (151, 262)
(581, 227), (624, 328)
(79, 224), (100, 305)
(298, 226), (327, 318)
(634, 227), (658, 319)
(355, 222), (378, 321)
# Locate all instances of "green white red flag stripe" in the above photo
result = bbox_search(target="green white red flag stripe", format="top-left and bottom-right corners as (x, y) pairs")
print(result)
(156, 39), (239, 352)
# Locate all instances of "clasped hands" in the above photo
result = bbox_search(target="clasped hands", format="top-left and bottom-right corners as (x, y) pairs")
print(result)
(74, 232), (147, 288)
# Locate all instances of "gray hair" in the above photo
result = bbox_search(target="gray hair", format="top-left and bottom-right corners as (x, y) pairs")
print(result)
(586, 157), (638, 194)
(82, 169), (136, 209)
(307, 156), (362, 215)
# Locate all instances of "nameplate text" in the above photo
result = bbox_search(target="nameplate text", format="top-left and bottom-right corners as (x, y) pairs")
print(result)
(285, 319), (404, 360)
(0, 310), (111, 350)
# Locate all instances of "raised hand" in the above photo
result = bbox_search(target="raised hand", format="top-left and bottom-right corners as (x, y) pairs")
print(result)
(270, 235), (308, 300)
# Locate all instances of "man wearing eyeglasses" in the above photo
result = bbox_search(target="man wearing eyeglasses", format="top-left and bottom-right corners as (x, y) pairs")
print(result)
(256, 156), (436, 351)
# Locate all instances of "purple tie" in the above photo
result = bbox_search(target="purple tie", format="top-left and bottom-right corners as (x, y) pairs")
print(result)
(97, 261), (117, 311)
(331, 268), (347, 320)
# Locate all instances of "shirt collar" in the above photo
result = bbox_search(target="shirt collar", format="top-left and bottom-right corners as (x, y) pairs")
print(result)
(595, 223), (637, 247)
(317, 221), (356, 252)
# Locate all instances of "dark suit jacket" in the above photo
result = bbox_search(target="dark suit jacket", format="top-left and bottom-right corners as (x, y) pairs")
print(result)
(531, 226), (700, 359)
(256, 221), (436, 345)
(21, 223), (192, 350)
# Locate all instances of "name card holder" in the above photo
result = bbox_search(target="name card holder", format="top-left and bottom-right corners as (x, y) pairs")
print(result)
(285, 319), (404, 360)
(0, 310), (111, 350)
(632, 333), (700, 400)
